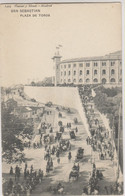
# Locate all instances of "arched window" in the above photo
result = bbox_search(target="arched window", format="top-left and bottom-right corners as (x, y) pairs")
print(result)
(102, 69), (106, 75)
(93, 78), (98, 83)
(74, 70), (76, 75)
(80, 70), (82, 75)
(86, 78), (90, 83)
(68, 79), (71, 83)
(110, 78), (115, 83)
(79, 78), (83, 83)
(86, 70), (89, 75)
(73, 79), (76, 83)
(68, 71), (71, 75)
(94, 70), (97, 75)
(102, 78), (106, 84)
(111, 69), (115, 75)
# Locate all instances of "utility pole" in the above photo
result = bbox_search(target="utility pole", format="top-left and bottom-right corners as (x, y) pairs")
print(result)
(117, 102), (121, 182)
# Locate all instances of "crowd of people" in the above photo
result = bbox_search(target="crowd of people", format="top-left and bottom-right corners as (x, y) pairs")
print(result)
(4, 163), (44, 196)
(3, 106), (75, 196)
(82, 163), (103, 195)
(78, 86), (123, 195)
(3, 88), (123, 195)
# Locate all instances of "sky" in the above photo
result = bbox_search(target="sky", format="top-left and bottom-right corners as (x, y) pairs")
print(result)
(0, 3), (122, 86)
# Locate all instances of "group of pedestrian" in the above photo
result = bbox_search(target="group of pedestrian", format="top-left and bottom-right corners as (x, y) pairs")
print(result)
(4, 105), (80, 196)
(79, 86), (123, 195)
(5, 163), (44, 196)
(82, 163), (102, 195)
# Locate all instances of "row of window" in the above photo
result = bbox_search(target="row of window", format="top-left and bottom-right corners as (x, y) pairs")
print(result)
(60, 78), (122, 83)
(61, 69), (118, 76)
(61, 61), (119, 69)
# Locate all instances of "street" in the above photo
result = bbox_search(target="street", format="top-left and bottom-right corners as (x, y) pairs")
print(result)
(3, 104), (117, 195)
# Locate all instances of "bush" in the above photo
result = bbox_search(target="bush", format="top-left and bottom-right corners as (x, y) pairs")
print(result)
(31, 98), (36, 102)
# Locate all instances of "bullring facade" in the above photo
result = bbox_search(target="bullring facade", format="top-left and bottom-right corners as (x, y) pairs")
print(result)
(52, 51), (122, 86)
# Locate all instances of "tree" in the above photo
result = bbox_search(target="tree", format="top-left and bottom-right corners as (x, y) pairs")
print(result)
(1, 102), (33, 163)
(31, 81), (36, 86)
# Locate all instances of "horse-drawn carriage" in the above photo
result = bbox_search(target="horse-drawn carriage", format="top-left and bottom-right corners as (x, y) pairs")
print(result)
(72, 162), (80, 171)
(59, 140), (68, 151)
(43, 134), (49, 143)
(69, 162), (80, 181)
(59, 135), (70, 151)
(69, 170), (79, 181)
(70, 130), (76, 139)
(76, 147), (84, 159)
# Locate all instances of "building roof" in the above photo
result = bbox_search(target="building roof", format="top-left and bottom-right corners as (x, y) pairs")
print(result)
(15, 106), (32, 113)
(60, 51), (122, 64)
(6, 98), (17, 105)
(10, 84), (24, 90)
(30, 106), (44, 111)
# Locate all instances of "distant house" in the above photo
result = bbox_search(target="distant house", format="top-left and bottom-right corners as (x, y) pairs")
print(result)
(30, 106), (44, 118)
(14, 106), (33, 118)
(14, 106), (44, 119)
(11, 84), (24, 95)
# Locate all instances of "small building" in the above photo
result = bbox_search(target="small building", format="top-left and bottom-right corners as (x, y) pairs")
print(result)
(14, 106), (33, 118)
(10, 84), (24, 95)
(30, 106), (44, 118)
(14, 105), (44, 119)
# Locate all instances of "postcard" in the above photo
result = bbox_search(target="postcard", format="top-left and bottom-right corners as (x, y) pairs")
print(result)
(0, 2), (123, 196)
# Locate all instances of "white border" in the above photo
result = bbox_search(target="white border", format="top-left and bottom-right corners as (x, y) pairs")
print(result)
(0, 1), (124, 196)
(0, 0), (123, 3)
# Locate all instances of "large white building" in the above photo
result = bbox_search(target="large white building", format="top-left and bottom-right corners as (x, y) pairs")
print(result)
(52, 51), (122, 86)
